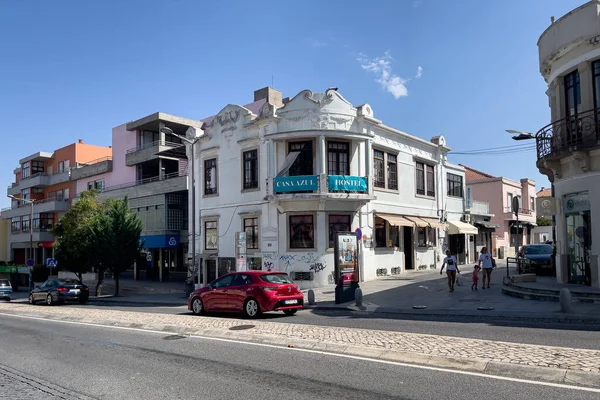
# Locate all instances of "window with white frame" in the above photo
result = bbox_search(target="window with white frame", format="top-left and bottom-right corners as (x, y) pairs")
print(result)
(204, 158), (217, 195)
(243, 217), (259, 250)
(447, 173), (463, 197)
(11, 217), (20, 233)
(417, 227), (436, 248)
(373, 150), (398, 190)
(416, 162), (435, 197)
(205, 220), (218, 250)
(87, 180), (105, 192)
(242, 150), (258, 190)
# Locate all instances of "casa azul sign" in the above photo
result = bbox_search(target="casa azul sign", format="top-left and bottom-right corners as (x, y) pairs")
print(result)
(273, 175), (318, 193)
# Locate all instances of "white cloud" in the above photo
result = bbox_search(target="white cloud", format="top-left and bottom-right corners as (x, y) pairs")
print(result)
(311, 39), (327, 48)
(357, 51), (410, 99)
(415, 66), (423, 79)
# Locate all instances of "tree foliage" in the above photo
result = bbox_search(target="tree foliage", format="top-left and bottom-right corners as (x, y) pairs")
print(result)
(52, 192), (142, 296)
(52, 191), (105, 283)
(90, 196), (142, 297)
(536, 216), (552, 226)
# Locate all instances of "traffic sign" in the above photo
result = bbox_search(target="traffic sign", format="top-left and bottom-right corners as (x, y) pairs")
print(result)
(46, 258), (58, 268)
(26, 259), (34, 267)
(146, 253), (152, 262)
(355, 228), (362, 241)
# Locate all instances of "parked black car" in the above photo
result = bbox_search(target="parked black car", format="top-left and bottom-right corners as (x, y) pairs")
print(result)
(518, 244), (554, 275)
(29, 279), (89, 305)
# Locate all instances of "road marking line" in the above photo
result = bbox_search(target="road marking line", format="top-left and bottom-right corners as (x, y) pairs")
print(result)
(1, 311), (599, 393)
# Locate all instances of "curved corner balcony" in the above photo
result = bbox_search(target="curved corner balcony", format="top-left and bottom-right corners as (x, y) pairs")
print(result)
(536, 108), (600, 162)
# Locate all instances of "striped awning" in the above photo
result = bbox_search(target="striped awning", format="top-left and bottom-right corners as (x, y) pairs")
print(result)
(377, 214), (414, 227)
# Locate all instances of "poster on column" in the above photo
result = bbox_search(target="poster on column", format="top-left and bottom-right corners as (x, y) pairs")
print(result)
(335, 232), (359, 285)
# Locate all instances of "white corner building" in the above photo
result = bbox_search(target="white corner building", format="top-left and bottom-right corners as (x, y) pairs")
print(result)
(186, 87), (472, 288)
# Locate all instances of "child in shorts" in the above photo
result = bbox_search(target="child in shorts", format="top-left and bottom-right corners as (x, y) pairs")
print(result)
(472, 265), (481, 291)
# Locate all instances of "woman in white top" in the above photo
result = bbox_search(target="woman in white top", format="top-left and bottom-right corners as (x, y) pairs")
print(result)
(440, 250), (460, 292)
(478, 246), (494, 289)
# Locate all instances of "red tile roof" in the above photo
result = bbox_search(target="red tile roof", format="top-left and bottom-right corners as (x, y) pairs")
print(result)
(459, 165), (496, 182)
(537, 188), (551, 197)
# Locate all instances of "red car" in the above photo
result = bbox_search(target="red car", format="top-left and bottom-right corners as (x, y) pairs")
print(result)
(188, 271), (304, 318)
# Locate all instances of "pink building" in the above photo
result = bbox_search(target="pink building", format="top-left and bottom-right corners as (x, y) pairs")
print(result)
(72, 124), (137, 195)
(462, 166), (537, 258)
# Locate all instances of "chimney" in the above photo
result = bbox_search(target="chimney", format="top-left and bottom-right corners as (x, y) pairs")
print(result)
(78, 139), (84, 144)
(254, 87), (283, 107)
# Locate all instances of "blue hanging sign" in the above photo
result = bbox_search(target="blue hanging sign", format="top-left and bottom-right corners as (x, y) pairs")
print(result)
(273, 175), (318, 193)
(328, 175), (368, 193)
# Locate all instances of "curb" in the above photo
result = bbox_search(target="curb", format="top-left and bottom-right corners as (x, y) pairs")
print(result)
(89, 298), (185, 307)
(2, 308), (600, 389)
(305, 304), (600, 324)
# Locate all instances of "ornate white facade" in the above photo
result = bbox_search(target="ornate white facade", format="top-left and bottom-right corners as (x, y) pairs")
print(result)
(187, 88), (471, 288)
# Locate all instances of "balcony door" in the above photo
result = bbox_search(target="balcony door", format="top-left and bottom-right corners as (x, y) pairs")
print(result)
(288, 141), (313, 176)
(564, 70), (582, 144)
(327, 141), (349, 176)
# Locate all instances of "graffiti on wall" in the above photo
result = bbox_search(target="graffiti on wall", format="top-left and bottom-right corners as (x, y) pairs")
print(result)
(279, 254), (296, 270)
(309, 262), (326, 273)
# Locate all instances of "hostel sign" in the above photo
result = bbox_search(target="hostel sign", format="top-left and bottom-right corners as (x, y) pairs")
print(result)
(273, 175), (318, 193)
(328, 175), (367, 193)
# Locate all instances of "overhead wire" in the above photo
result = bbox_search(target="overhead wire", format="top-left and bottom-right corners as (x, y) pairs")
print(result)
(450, 142), (536, 156)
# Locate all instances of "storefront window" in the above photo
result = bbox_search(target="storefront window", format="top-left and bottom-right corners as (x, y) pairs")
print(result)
(389, 224), (399, 247)
(289, 215), (314, 249)
(375, 217), (386, 248)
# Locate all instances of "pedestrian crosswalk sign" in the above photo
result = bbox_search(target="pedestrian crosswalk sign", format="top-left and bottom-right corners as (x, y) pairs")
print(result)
(46, 258), (58, 268)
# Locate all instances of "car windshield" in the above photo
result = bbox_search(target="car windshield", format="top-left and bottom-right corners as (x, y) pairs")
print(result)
(524, 245), (553, 255)
(57, 279), (83, 285)
(259, 274), (293, 284)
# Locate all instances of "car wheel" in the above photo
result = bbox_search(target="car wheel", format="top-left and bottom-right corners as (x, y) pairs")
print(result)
(283, 309), (297, 316)
(191, 297), (204, 315)
(28, 294), (35, 305)
(244, 298), (261, 318)
(46, 293), (55, 306)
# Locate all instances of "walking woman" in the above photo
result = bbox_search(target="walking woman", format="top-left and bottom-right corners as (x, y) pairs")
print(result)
(478, 246), (494, 289)
(440, 250), (460, 292)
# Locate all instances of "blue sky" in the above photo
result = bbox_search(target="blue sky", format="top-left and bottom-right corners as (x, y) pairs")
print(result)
(0, 0), (585, 208)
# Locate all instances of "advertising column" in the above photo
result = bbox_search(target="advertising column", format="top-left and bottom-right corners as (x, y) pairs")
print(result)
(334, 232), (360, 304)
(235, 231), (247, 272)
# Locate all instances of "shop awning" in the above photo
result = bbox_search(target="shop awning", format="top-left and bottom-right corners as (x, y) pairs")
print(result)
(378, 214), (414, 227)
(404, 216), (447, 229)
(448, 220), (479, 235)
(474, 220), (499, 229)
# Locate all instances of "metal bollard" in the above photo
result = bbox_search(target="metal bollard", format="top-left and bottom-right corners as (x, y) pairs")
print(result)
(559, 288), (572, 313)
(307, 289), (316, 305)
(355, 288), (363, 307)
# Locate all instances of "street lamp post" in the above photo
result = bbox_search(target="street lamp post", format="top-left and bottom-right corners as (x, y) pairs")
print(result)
(8, 194), (35, 291)
(160, 127), (203, 290)
(505, 129), (556, 272)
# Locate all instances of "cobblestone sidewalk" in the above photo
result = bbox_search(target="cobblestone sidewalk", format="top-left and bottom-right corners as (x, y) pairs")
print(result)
(0, 363), (95, 399)
(1, 302), (599, 377)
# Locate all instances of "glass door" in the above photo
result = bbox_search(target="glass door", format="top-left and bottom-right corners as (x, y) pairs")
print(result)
(566, 211), (592, 285)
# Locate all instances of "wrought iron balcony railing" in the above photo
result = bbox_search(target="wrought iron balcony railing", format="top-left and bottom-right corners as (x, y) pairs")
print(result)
(536, 107), (600, 159)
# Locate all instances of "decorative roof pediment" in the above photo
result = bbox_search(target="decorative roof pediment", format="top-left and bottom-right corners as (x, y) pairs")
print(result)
(206, 104), (257, 136)
(277, 89), (358, 132)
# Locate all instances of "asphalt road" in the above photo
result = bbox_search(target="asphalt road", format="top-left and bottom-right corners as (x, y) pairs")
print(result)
(69, 302), (600, 350)
(0, 314), (598, 400)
